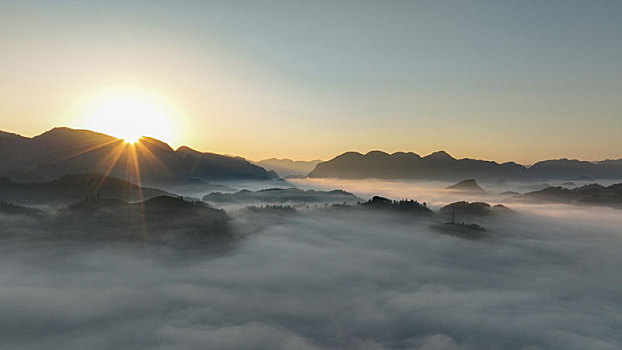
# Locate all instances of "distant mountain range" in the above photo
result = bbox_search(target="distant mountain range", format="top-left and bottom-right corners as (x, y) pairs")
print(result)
(0, 127), (277, 185)
(307, 150), (622, 181)
(522, 183), (622, 208)
(255, 158), (322, 178)
(4, 128), (621, 183)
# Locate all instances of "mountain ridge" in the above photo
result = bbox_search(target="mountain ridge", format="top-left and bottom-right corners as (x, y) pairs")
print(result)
(308, 150), (622, 181)
(0, 127), (278, 184)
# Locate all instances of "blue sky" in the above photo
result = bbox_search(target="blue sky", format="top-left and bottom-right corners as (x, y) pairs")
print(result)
(1, 0), (621, 162)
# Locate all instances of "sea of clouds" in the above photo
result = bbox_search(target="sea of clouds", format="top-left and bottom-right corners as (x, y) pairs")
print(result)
(1, 180), (621, 350)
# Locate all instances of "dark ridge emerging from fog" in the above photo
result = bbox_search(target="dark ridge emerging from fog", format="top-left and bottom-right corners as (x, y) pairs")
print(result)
(0, 127), (277, 185)
(1, 195), (231, 242)
(244, 204), (299, 216)
(358, 196), (433, 215)
(522, 183), (622, 208)
(0, 173), (171, 207)
(308, 150), (622, 181)
(439, 201), (514, 217)
(445, 179), (486, 193)
(203, 187), (361, 204)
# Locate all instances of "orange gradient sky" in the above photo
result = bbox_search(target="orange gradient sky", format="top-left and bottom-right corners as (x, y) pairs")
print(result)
(1, 1), (621, 164)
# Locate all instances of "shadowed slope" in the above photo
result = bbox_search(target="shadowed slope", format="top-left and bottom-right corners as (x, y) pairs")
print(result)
(0, 127), (277, 184)
(439, 201), (513, 217)
(523, 183), (622, 208)
(445, 179), (486, 193)
(308, 151), (622, 181)
(0, 173), (172, 206)
(308, 150), (529, 181)
(54, 196), (232, 242)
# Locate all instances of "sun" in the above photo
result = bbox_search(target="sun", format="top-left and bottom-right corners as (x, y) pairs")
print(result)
(79, 88), (177, 145)
(123, 135), (141, 144)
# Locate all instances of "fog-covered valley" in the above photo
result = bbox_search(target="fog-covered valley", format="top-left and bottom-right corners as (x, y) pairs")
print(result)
(4, 1), (622, 348)
(1, 178), (621, 350)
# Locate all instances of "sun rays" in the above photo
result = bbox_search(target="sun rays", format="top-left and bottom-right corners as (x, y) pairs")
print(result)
(76, 88), (178, 146)
(49, 135), (175, 246)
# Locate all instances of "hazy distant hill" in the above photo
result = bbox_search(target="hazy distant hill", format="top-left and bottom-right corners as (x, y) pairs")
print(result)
(439, 201), (513, 217)
(527, 159), (622, 180)
(256, 158), (322, 177)
(307, 151), (622, 181)
(522, 183), (622, 208)
(203, 187), (360, 204)
(445, 179), (486, 193)
(0, 173), (171, 206)
(0, 127), (278, 184)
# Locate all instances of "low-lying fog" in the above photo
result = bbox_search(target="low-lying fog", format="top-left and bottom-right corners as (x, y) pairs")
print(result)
(1, 180), (621, 350)
(289, 177), (622, 209)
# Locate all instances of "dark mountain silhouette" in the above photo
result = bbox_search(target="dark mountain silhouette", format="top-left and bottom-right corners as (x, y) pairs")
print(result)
(522, 183), (622, 208)
(308, 150), (529, 181)
(0, 173), (172, 206)
(432, 201), (507, 239)
(307, 151), (622, 181)
(203, 187), (360, 204)
(244, 204), (298, 215)
(445, 179), (486, 193)
(439, 201), (514, 217)
(54, 195), (231, 242)
(359, 196), (433, 215)
(0, 195), (232, 243)
(0, 127), (278, 185)
(0, 130), (28, 141)
(328, 196), (433, 217)
(256, 158), (322, 177)
(527, 159), (622, 180)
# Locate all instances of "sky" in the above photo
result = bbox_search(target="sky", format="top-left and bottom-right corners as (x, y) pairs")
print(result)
(1, 0), (621, 164)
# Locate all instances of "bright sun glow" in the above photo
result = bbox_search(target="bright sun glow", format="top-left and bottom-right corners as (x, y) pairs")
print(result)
(80, 88), (177, 145)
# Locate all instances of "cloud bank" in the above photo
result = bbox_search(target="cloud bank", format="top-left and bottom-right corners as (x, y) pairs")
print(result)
(0, 201), (621, 349)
